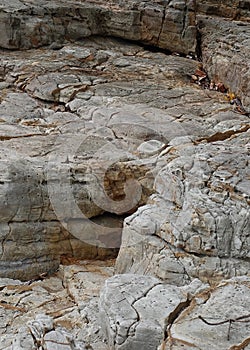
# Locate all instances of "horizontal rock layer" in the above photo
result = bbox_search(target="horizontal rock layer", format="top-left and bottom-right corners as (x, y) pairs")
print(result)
(1, 33), (249, 280)
(197, 0), (250, 19)
(0, 0), (197, 54)
(1, 1), (249, 122)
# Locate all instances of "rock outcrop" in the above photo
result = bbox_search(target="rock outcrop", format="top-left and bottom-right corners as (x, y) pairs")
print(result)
(2, 266), (249, 350)
(0, 0), (249, 349)
(0, 259), (115, 350)
(0, 0), (197, 54)
(198, 14), (250, 105)
(99, 274), (250, 350)
(116, 128), (250, 285)
(2, 34), (248, 280)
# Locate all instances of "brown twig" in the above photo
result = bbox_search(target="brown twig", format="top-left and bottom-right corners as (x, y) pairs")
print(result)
(199, 314), (250, 341)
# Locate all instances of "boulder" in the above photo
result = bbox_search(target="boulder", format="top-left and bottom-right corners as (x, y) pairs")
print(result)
(98, 274), (194, 350)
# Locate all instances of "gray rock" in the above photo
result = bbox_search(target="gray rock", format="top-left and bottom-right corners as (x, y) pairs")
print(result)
(163, 276), (250, 349)
(116, 130), (250, 285)
(0, 37), (204, 279)
(99, 274), (250, 350)
(0, 2), (249, 350)
(198, 15), (250, 105)
(99, 274), (189, 350)
(0, 259), (114, 350)
(0, 0), (197, 55)
(0, 33), (249, 279)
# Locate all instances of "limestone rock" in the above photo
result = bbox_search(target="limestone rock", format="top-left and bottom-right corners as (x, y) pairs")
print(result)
(198, 15), (250, 105)
(99, 274), (250, 350)
(0, 2), (249, 349)
(0, 259), (114, 350)
(163, 276), (250, 349)
(1, 35), (242, 280)
(98, 274), (190, 350)
(0, 0), (197, 55)
(197, 0), (250, 20)
(116, 129), (250, 285)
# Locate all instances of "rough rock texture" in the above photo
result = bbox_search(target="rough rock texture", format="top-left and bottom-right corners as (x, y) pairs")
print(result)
(116, 129), (250, 285)
(198, 15), (250, 105)
(195, 0), (250, 104)
(0, 1), (249, 349)
(2, 35), (248, 280)
(163, 276), (250, 350)
(1, 265), (249, 350)
(0, 0), (197, 54)
(99, 274), (200, 350)
(0, 259), (115, 350)
(197, 0), (250, 20)
(99, 274), (250, 350)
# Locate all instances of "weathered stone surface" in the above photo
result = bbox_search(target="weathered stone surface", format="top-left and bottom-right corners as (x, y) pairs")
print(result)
(99, 274), (250, 350)
(99, 274), (205, 350)
(163, 276), (250, 349)
(0, 1), (249, 349)
(2, 35), (246, 280)
(116, 127), (250, 285)
(0, 259), (114, 350)
(197, 0), (250, 20)
(198, 15), (250, 105)
(0, 0), (197, 55)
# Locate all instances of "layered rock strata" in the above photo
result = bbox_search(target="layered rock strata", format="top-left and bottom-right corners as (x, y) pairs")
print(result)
(0, 1), (249, 349)
(0, 0), (197, 54)
(1, 35), (249, 279)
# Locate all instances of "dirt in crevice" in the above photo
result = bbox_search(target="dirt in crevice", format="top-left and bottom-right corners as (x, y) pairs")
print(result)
(195, 124), (250, 144)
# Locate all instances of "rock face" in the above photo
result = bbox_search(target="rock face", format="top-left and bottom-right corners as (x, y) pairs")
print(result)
(99, 274), (250, 350)
(2, 33), (248, 280)
(0, 1), (249, 349)
(1, 264), (249, 350)
(99, 274), (193, 350)
(197, 0), (250, 19)
(196, 0), (250, 104)
(116, 128), (250, 285)
(198, 15), (250, 105)
(0, 0), (197, 54)
(163, 276), (250, 350)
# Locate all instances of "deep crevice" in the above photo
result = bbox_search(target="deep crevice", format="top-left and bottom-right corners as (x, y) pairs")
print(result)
(195, 24), (203, 62)
(164, 298), (191, 341)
